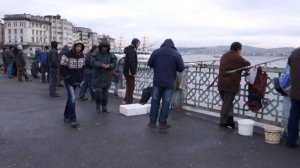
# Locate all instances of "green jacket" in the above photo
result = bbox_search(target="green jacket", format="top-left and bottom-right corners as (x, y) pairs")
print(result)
(91, 51), (117, 89)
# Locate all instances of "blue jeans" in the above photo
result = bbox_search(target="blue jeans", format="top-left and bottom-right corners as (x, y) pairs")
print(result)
(64, 84), (77, 122)
(287, 99), (300, 145)
(7, 63), (13, 78)
(78, 70), (95, 99)
(149, 86), (173, 126)
(95, 87), (109, 107)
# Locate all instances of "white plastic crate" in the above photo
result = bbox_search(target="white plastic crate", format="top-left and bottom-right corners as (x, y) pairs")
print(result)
(119, 104), (148, 116)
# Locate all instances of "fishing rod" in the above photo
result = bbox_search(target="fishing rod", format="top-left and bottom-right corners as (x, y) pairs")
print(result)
(226, 58), (287, 74)
(184, 59), (219, 64)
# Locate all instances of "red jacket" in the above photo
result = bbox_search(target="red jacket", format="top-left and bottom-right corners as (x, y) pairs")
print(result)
(218, 50), (250, 94)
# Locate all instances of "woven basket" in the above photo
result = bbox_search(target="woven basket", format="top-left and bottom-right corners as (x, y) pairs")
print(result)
(264, 125), (282, 144)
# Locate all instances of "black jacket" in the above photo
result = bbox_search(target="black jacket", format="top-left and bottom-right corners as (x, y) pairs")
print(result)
(48, 41), (59, 68)
(123, 45), (138, 76)
(60, 40), (85, 85)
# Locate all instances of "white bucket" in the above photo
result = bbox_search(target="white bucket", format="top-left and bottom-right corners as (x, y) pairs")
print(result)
(238, 119), (255, 136)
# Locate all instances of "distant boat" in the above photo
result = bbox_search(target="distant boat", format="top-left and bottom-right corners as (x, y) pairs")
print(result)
(213, 55), (221, 58)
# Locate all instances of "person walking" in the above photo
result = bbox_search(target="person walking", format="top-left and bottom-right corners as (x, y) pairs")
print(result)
(78, 45), (97, 101)
(147, 39), (184, 133)
(217, 42), (250, 129)
(14, 45), (30, 82)
(48, 41), (60, 97)
(123, 38), (140, 104)
(60, 40), (85, 128)
(91, 39), (117, 113)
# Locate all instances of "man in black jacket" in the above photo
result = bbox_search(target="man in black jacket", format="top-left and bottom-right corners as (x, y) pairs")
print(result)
(60, 40), (85, 128)
(48, 41), (60, 97)
(123, 38), (140, 104)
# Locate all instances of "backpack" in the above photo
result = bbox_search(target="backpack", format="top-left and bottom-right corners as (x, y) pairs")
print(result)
(140, 87), (153, 104)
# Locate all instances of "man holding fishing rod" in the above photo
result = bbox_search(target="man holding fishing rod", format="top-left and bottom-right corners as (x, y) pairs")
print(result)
(218, 42), (250, 128)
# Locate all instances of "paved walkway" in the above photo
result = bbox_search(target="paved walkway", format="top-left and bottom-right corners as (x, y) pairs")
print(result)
(0, 73), (299, 168)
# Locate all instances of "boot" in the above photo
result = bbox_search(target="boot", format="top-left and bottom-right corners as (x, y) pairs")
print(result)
(227, 116), (235, 129)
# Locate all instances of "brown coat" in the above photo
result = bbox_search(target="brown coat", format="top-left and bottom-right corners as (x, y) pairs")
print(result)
(218, 50), (250, 94)
(288, 48), (300, 101)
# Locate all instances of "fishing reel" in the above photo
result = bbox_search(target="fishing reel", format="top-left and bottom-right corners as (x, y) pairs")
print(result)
(241, 68), (250, 77)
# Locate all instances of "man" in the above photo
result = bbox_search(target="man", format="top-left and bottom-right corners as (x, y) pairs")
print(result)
(48, 41), (60, 97)
(2, 47), (8, 73)
(147, 39), (184, 133)
(31, 48), (41, 79)
(287, 47), (300, 148)
(6, 46), (14, 78)
(15, 45), (30, 82)
(39, 46), (49, 83)
(123, 38), (140, 104)
(60, 40), (85, 128)
(91, 39), (117, 113)
(217, 42), (250, 128)
(78, 45), (97, 101)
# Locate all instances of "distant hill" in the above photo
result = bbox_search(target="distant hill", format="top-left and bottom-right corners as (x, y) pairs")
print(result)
(178, 46), (295, 57)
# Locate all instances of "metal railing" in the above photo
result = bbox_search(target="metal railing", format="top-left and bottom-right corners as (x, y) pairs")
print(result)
(118, 62), (285, 125)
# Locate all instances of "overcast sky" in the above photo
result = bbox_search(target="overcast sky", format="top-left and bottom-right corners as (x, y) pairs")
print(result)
(1, 0), (300, 48)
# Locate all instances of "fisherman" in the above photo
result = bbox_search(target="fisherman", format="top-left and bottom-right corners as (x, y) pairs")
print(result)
(147, 39), (184, 133)
(123, 38), (140, 104)
(217, 42), (250, 129)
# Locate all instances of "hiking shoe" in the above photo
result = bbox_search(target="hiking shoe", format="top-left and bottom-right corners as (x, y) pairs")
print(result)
(148, 122), (157, 128)
(70, 121), (80, 128)
(96, 105), (101, 113)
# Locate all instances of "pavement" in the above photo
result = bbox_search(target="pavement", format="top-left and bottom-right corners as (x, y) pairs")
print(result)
(0, 73), (299, 168)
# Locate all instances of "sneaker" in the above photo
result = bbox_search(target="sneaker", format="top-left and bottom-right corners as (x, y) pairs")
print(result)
(148, 122), (157, 128)
(286, 143), (298, 148)
(96, 105), (101, 113)
(70, 121), (80, 128)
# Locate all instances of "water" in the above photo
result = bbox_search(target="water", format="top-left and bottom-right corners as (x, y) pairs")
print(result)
(181, 54), (288, 68)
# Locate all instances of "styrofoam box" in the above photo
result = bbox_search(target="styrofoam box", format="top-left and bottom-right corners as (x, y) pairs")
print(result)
(144, 104), (151, 113)
(120, 104), (148, 116)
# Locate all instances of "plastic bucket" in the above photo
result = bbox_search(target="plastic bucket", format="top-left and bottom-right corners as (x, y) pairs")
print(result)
(264, 125), (282, 144)
(238, 119), (255, 136)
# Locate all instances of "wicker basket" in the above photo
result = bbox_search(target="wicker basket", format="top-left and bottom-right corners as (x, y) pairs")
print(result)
(264, 125), (282, 144)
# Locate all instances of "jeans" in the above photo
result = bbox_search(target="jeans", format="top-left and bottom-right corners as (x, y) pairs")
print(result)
(7, 63), (13, 78)
(64, 84), (77, 122)
(149, 86), (173, 126)
(287, 99), (300, 145)
(95, 87), (109, 107)
(78, 70), (95, 99)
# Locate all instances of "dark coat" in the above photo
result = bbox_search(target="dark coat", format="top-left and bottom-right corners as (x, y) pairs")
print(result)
(123, 45), (138, 76)
(91, 39), (117, 89)
(217, 50), (251, 94)
(147, 39), (185, 88)
(60, 40), (85, 85)
(6, 50), (14, 64)
(48, 41), (59, 69)
(288, 47), (300, 101)
(14, 50), (26, 68)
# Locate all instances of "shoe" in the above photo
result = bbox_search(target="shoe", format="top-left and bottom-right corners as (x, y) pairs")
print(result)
(18, 79), (23, 82)
(25, 79), (32, 82)
(287, 143), (298, 148)
(148, 122), (157, 128)
(219, 123), (228, 128)
(64, 118), (71, 123)
(96, 105), (101, 113)
(50, 94), (60, 97)
(159, 124), (171, 133)
(58, 84), (64, 87)
(79, 97), (88, 101)
(102, 106), (108, 113)
(70, 121), (80, 128)
(227, 116), (235, 129)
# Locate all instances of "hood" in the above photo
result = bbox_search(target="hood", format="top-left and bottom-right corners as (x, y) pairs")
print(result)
(98, 39), (111, 52)
(51, 41), (58, 49)
(160, 39), (177, 51)
(73, 40), (85, 53)
(17, 45), (23, 50)
(131, 38), (140, 48)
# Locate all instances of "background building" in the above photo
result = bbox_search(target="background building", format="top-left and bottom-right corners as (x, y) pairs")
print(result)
(3, 14), (51, 50)
(73, 27), (92, 51)
(97, 34), (116, 50)
(0, 21), (4, 49)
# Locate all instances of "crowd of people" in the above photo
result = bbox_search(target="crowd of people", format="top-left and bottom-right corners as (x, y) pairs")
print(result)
(1, 40), (299, 148)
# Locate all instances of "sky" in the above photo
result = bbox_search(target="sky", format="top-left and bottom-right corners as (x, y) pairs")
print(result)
(1, 0), (300, 48)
